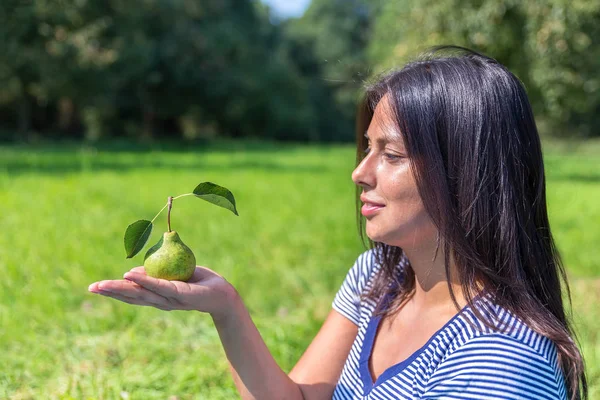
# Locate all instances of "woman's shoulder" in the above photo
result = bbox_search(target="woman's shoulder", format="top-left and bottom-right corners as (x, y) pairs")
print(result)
(332, 249), (382, 311)
(332, 248), (408, 326)
(350, 247), (381, 284)
(349, 247), (408, 286)
(427, 298), (566, 399)
(427, 297), (567, 398)
(444, 297), (561, 360)
(460, 298), (557, 350)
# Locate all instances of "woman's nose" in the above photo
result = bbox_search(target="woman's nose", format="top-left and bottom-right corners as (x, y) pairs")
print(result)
(352, 154), (375, 188)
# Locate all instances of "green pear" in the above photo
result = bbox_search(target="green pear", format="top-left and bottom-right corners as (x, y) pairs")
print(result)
(143, 231), (196, 281)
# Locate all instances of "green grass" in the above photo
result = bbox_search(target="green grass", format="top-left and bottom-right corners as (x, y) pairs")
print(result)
(0, 139), (598, 399)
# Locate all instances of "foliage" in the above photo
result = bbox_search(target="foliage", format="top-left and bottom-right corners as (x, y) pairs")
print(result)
(0, 0), (598, 141)
(281, 0), (382, 141)
(523, 0), (600, 137)
(368, 0), (600, 137)
(0, 0), (332, 141)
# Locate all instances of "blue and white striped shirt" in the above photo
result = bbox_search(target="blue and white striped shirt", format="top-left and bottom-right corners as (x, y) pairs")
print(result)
(331, 249), (567, 399)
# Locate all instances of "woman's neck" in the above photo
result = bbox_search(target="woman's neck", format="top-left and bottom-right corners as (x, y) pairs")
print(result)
(401, 245), (467, 312)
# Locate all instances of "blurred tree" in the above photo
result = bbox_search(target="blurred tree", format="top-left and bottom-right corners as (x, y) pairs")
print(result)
(0, 0), (119, 140)
(41, 1), (116, 138)
(0, 1), (46, 138)
(368, 0), (600, 137)
(282, 0), (383, 141)
(89, 0), (274, 140)
(0, 0), (322, 141)
(3, 0), (595, 141)
(523, 0), (600, 137)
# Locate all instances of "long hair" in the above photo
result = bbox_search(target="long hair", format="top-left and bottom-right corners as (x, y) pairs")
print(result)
(355, 46), (587, 400)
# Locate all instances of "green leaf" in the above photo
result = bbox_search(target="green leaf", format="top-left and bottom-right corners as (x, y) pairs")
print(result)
(193, 182), (239, 216)
(124, 220), (153, 258)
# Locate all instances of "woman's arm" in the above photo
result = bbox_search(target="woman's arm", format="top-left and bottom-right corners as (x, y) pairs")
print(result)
(211, 287), (304, 400)
(89, 266), (358, 400)
(213, 293), (358, 400)
(211, 288), (359, 400)
(288, 309), (358, 399)
(213, 292), (358, 400)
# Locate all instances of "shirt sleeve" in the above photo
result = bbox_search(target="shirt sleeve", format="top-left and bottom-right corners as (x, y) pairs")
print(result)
(331, 249), (377, 326)
(422, 334), (567, 400)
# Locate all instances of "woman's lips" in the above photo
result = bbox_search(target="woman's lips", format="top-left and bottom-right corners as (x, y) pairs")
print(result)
(361, 203), (385, 216)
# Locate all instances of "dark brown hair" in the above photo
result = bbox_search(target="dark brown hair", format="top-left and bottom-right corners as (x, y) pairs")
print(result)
(355, 46), (587, 400)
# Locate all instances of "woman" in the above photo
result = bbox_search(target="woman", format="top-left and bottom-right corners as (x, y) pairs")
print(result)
(89, 46), (587, 399)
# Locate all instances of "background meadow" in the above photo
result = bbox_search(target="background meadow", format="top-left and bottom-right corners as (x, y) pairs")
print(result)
(1, 139), (599, 399)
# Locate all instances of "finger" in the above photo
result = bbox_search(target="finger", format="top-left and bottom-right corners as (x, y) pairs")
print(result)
(92, 279), (173, 307)
(123, 272), (179, 298)
(89, 280), (130, 293)
(189, 266), (223, 281)
(93, 279), (138, 293)
(96, 290), (173, 311)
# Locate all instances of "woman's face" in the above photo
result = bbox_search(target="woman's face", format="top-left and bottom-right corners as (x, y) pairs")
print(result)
(352, 96), (438, 249)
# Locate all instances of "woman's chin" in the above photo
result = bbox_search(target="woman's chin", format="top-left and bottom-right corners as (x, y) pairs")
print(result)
(365, 229), (389, 245)
(365, 230), (415, 248)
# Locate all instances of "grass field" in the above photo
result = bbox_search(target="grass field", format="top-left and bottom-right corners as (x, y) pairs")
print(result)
(0, 139), (599, 399)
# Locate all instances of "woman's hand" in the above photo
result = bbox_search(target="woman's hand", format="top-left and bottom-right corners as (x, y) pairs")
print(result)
(88, 266), (238, 319)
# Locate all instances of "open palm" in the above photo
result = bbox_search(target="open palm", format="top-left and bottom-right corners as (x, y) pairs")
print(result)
(88, 266), (236, 316)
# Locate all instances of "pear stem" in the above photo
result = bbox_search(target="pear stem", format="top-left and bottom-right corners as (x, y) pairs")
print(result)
(167, 196), (173, 232)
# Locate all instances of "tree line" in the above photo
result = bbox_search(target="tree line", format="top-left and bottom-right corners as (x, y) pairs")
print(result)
(0, 0), (598, 143)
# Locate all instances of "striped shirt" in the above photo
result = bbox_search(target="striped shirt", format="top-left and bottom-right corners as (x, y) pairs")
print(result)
(331, 249), (567, 400)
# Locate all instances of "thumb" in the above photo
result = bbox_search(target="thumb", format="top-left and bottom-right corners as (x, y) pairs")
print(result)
(129, 266), (147, 275)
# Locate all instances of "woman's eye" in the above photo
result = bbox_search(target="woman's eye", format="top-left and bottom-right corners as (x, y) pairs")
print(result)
(384, 153), (402, 161)
(363, 146), (371, 154)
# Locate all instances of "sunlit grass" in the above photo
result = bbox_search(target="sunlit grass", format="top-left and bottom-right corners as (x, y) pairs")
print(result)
(0, 139), (598, 399)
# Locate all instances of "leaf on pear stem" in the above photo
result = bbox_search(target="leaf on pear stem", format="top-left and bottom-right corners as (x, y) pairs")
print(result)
(124, 220), (153, 258)
(193, 182), (239, 216)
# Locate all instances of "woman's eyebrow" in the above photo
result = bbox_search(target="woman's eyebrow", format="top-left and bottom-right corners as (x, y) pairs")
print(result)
(364, 131), (403, 145)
